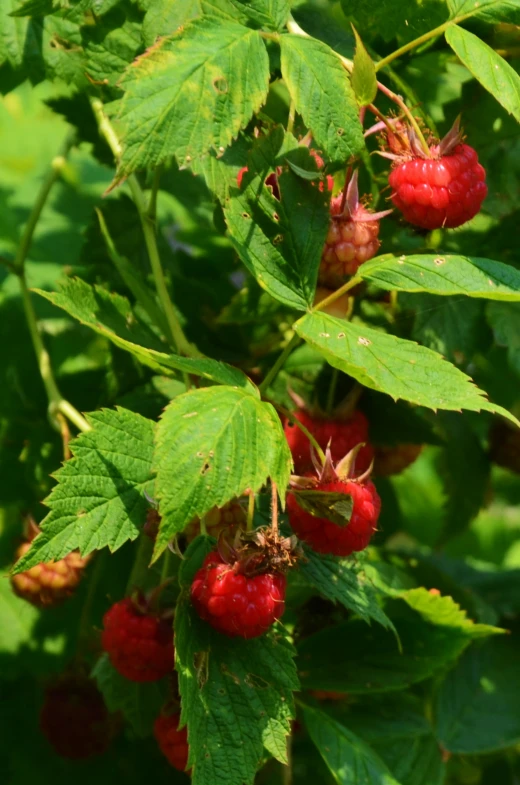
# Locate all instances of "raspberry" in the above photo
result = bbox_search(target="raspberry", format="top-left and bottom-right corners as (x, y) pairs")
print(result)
(374, 443), (423, 476)
(287, 478), (380, 556)
(154, 712), (189, 772)
(11, 543), (89, 607)
(319, 172), (390, 287)
(284, 408), (373, 476)
(40, 676), (115, 759)
(101, 598), (174, 682)
(184, 500), (246, 543)
(191, 551), (286, 638)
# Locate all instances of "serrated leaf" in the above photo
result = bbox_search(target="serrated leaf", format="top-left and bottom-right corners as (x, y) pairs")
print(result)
(436, 636), (520, 754)
(303, 706), (401, 785)
(153, 386), (292, 558)
(224, 128), (330, 310)
(298, 547), (394, 629)
(340, 0), (448, 46)
(143, 0), (201, 46)
(351, 26), (377, 106)
(487, 301), (520, 377)
(446, 26), (520, 123)
(202, 0), (290, 30)
(280, 34), (365, 164)
(12, 408), (155, 573)
(116, 17), (270, 176)
(298, 592), (500, 694)
(92, 654), (166, 737)
(294, 311), (518, 423)
(82, 3), (144, 87)
(360, 254), (520, 300)
(448, 0), (520, 24)
(35, 278), (255, 390)
(407, 295), (484, 366)
(292, 490), (353, 527)
(175, 592), (298, 785)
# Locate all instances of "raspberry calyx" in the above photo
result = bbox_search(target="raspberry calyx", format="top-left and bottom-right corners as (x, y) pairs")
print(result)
(101, 595), (174, 682)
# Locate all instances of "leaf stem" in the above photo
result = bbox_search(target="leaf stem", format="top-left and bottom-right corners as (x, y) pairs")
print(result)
(276, 405), (326, 465)
(160, 547), (171, 583)
(246, 492), (255, 532)
(76, 551), (106, 655)
(271, 482), (279, 539)
(311, 276), (362, 314)
(374, 11), (481, 72)
(287, 100), (296, 134)
(126, 536), (153, 595)
(259, 333), (301, 394)
(90, 98), (197, 359)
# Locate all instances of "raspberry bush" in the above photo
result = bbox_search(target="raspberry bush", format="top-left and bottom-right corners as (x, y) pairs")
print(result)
(1, 1), (520, 784)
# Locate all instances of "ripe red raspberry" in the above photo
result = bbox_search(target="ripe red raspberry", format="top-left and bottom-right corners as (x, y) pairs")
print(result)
(40, 676), (115, 759)
(287, 478), (380, 556)
(184, 499), (246, 543)
(319, 172), (390, 287)
(11, 542), (90, 607)
(154, 712), (189, 772)
(374, 443), (423, 476)
(101, 597), (174, 682)
(284, 408), (373, 476)
(191, 551), (286, 639)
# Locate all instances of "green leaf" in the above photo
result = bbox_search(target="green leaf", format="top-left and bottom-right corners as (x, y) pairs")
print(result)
(303, 706), (401, 785)
(448, 0), (520, 26)
(92, 654), (166, 737)
(116, 16), (270, 176)
(294, 312), (518, 422)
(436, 636), (520, 754)
(298, 547), (395, 630)
(175, 591), (298, 785)
(9, 0), (55, 15)
(201, 0), (290, 31)
(153, 386), (292, 558)
(143, 0), (201, 46)
(436, 412), (490, 543)
(0, 576), (40, 676)
(487, 301), (520, 377)
(406, 295), (485, 366)
(297, 593), (501, 694)
(347, 697), (445, 785)
(359, 254), (520, 300)
(445, 26), (520, 123)
(280, 34), (365, 164)
(12, 408), (155, 573)
(340, 0), (448, 45)
(351, 26), (377, 106)
(35, 278), (255, 390)
(224, 129), (330, 310)
(82, 3), (144, 87)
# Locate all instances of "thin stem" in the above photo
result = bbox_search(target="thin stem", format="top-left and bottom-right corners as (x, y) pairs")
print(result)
(311, 276), (362, 314)
(147, 167), (162, 221)
(90, 98), (197, 359)
(271, 482), (279, 539)
(160, 548), (171, 583)
(57, 400), (91, 433)
(199, 515), (208, 536)
(76, 551), (106, 655)
(276, 405), (326, 465)
(326, 368), (339, 415)
(376, 80), (430, 156)
(246, 493), (255, 533)
(374, 11), (482, 72)
(126, 536), (153, 595)
(259, 333), (300, 394)
(14, 134), (75, 274)
(287, 100), (296, 135)
(282, 734), (293, 785)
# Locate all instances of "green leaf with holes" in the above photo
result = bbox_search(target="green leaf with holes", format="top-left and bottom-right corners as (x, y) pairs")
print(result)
(280, 34), (365, 164)
(153, 386), (292, 559)
(294, 312), (518, 422)
(359, 254), (520, 300)
(115, 16), (270, 177)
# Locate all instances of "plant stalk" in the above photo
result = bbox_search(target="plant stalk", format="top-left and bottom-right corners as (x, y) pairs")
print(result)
(259, 333), (301, 394)
(311, 276), (362, 314)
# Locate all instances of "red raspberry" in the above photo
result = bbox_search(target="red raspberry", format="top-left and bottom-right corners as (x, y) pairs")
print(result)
(154, 712), (189, 772)
(184, 500), (246, 543)
(389, 143), (487, 230)
(374, 443), (423, 476)
(287, 479), (380, 556)
(101, 598), (174, 682)
(40, 676), (115, 759)
(191, 552), (286, 638)
(284, 408), (373, 476)
(11, 543), (90, 607)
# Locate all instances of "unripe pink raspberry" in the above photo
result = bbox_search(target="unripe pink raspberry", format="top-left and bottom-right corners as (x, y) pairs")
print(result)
(184, 500), (246, 543)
